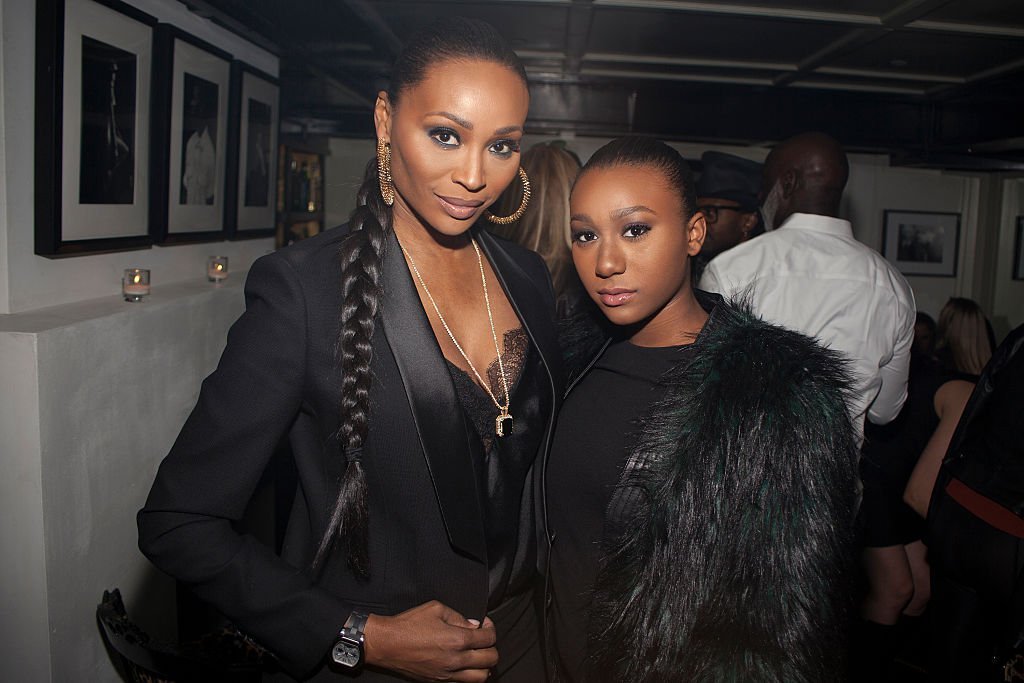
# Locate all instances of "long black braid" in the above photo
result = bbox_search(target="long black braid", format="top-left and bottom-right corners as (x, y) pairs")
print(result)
(312, 18), (527, 577)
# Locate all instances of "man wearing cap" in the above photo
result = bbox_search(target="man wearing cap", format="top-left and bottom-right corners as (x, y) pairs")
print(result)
(695, 151), (765, 261)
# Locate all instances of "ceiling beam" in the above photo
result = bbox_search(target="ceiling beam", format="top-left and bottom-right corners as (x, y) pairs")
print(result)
(340, 0), (404, 60)
(564, 0), (595, 75)
(593, 0), (879, 25)
(773, 27), (888, 87)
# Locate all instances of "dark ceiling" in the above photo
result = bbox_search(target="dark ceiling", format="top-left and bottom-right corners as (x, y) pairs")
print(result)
(186, 0), (1024, 170)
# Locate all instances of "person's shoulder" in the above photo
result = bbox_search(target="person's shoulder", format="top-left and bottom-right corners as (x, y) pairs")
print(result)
(248, 225), (354, 292)
(699, 301), (852, 392)
(701, 230), (783, 284)
(845, 235), (915, 305)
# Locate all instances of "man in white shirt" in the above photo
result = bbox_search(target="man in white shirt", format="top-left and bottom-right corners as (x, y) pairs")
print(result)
(699, 132), (915, 439)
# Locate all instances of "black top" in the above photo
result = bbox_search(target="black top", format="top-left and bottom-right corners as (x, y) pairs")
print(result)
(547, 338), (701, 682)
(446, 328), (548, 609)
(862, 353), (973, 488)
(137, 225), (564, 682)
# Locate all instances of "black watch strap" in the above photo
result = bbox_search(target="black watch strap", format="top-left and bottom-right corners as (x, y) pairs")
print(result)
(331, 610), (368, 669)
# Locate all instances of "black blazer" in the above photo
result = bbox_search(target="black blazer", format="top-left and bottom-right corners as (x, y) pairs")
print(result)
(138, 224), (563, 681)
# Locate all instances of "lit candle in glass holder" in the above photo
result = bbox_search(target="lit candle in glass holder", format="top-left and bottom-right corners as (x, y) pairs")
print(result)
(207, 256), (229, 282)
(123, 268), (151, 302)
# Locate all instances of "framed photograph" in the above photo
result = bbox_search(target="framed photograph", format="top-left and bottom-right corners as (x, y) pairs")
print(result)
(150, 26), (232, 243)
(35, 0), (157, 257)
(1014, 217), (1024, 281)
(224, 63), (279, 239)
(881, 210), (961, 277)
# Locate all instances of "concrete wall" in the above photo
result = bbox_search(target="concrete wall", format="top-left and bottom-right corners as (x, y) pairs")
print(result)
(0, 0), (275, 680)
(0, 280), (246, 682)
(324, 137), (376, 229)
(0, 0), (277, 315)
(0, 330), (50, 682)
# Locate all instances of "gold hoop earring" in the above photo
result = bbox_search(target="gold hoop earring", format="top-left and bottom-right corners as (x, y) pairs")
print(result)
(485, 167), (531, 225)
(377, 139), (395, 206)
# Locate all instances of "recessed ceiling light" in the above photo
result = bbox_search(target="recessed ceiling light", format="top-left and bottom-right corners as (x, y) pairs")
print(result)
(890, 59), (909, 67)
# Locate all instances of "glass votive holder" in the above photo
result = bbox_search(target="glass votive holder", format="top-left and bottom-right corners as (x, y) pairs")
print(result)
(207, 256), (229, 282)
(122, 268), (150, 302)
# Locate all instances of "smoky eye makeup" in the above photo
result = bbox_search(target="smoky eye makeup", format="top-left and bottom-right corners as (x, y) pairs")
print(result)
(427, 126), (460, 147)
(489, 139), (521, 157)
(622, 222), (652, 239)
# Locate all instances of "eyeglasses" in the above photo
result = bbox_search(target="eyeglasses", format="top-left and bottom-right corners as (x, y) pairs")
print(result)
(697, 204), (750, 224)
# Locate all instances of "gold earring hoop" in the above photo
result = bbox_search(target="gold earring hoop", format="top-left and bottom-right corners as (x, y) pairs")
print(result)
(485, 167), (531, 225)
(377, 139), (395, 206)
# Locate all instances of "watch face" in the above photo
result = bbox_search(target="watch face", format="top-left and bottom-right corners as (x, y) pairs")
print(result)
(332, 640), (361, 668)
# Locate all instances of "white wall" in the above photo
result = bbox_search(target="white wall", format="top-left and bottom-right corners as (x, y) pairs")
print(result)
(993, 178), (1024, 335)
(0, 0), (278, 315)
(324, 137), (375, 229)
(0, 331), (51, 683)
(0, 0), (9, 312)
(0, 0), (277, 680)
(0, 281), (246, 682)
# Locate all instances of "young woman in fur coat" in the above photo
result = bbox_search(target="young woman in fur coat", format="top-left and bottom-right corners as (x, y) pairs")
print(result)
(545, 137), (859, 682)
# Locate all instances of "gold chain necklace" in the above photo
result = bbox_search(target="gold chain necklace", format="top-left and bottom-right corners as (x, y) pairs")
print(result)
(401, 238), (513, 437)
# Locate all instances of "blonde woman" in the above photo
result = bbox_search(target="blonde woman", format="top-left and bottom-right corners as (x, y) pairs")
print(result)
(491, 142), (584, 316)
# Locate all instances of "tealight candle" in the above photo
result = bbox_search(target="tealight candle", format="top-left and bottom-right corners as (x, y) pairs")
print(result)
(207, 256), (229, 282)
(123, 268), (150, 302)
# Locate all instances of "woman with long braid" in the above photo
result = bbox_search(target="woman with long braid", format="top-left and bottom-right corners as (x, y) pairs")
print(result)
(139, 19), (562, 683)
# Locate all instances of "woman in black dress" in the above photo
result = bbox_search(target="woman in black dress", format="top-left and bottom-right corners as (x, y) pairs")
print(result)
(139, 19), (562, 683)
(546, 137), (858, 682)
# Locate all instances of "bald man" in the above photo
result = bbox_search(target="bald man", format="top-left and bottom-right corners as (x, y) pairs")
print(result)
(699, 133), (915, 441)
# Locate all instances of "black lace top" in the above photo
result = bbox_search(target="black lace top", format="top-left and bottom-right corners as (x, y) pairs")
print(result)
(446, 328), (547, 608)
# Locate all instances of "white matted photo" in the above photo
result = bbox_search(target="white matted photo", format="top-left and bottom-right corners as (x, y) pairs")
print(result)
(225, 64), (279, 238)
(881, 210), (961, 278)
(35, 0), (156, 256)
(151, 26), (232, 243)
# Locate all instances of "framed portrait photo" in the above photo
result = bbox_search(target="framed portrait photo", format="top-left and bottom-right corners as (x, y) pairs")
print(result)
(150, 26), (232, 243)
(1014, 217), (1024, 281)
(35, 0), (157, 257)
(881, 210), (961, 278)
(224, 63), (279, 239)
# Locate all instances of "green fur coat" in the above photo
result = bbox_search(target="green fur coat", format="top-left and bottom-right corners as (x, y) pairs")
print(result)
(574, 299), (859, 682)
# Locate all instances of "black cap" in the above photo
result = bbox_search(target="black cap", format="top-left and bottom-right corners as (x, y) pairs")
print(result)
(695, 151), (763, 209)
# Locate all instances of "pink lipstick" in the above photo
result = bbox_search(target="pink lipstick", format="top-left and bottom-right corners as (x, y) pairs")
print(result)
(437, 195), (484, 220)
(597, 287), (636, 306)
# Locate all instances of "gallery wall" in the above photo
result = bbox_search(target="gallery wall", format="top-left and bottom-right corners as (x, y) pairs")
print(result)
(0, 0), (278, 681)
(0, 0), (277, 316)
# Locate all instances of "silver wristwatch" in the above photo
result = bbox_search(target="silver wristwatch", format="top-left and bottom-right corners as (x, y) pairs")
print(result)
(331, 610), (368, 669)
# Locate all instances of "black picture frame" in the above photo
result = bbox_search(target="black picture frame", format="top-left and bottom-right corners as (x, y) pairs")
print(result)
(224, 62), (279, 240)
(150, 25), (233, 244)
(35, 0), (157, 257)
(1014, 218), (1024, 281)
(881, 210), (961, 278)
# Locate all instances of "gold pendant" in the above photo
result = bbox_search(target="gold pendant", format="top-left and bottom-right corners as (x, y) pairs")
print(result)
(495, 413), (513, 438)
